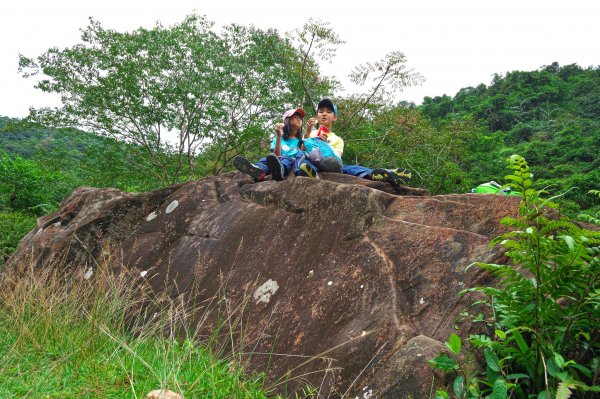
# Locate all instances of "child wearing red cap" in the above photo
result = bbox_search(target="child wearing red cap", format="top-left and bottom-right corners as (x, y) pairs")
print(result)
(233, 108), (305, 182)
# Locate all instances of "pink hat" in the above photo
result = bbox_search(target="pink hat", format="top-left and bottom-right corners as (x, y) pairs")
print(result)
(282, 108), (306, 122)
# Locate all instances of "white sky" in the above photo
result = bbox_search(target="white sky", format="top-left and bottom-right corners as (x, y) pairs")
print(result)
(1, 0), (598, 118)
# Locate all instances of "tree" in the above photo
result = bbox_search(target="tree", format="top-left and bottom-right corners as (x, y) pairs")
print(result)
(288, 19), (424, 129)
(19, 15), (326, 182)
(287, 18), (345, 113)
(341, 107), (479, 194)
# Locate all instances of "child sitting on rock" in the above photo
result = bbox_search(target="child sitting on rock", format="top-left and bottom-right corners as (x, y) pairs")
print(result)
(303, 98), (412, 187)
(233, 108), (302, 182)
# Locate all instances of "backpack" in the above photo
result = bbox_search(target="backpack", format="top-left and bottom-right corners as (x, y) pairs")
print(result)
(472, 181), (521, 196)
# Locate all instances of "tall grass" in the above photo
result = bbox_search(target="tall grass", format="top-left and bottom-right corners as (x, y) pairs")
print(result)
(0, 259), (281, 398)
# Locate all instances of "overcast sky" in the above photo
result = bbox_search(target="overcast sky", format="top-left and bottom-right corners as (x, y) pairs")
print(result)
(1, 0), (598, 118)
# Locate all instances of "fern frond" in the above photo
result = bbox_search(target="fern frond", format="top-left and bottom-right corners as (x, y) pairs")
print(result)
(578, 213), (600, 226)
(556, 380), (573, 399)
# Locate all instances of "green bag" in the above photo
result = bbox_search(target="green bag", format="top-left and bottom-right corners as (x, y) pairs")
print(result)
(472, 181), (520, 196)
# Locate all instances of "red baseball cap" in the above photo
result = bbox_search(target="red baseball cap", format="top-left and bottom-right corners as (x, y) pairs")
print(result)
(282, 108), (306, 122)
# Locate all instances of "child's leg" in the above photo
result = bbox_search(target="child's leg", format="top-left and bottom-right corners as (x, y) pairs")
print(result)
(279, 156), (296, 176)
(294, 152), (319, 178)
(254, 157), (270, 173)
(316, 157), (342, 173)
(233, 155), (268, 182)
(342, 164), (373, 178)
(266, 154), (284, 181)
(342, 164), (411, 186)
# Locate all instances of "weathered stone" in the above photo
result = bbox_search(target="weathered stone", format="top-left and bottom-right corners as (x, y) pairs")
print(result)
(145, 389), (184, 399)
(376, 335), (451, 399)
(8, 173), (519, 398)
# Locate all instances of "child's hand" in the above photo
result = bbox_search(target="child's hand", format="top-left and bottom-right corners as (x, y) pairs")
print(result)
(274, 123), (284, 137)
(317, 126), (329, 141)
(306, 118), (316, 133)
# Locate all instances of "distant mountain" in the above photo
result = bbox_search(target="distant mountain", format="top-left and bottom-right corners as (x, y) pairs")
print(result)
(0, 116), (110, 159)
(0, 116), (164, 194)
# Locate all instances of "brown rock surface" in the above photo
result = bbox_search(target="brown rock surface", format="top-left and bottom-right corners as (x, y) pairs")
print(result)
(145, 389), (185, 399)
(8, 173), (519, 398)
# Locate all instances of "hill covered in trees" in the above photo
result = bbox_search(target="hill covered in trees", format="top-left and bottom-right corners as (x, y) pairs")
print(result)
(419, 62), (600, 211)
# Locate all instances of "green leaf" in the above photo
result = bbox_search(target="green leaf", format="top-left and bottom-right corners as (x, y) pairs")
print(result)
(446, 333), (462, 355)
(494, 330), (506, 340)
(489, 379), (508, 399)
(537, 390), (550, 399)
(505, 373), (530, 380)
(428, 353), (457, 372)
(546, 356), (562, 378)
(510, 329), (530, 355)
(554, 352), (565, 368)
(484, 348), (500, 372)
(453, 376), (465, 398)
(558, 235), (575, 252)
(435, 390), (448, 399)
(504, 174), (523, 184)
(570, 363), (592, 378)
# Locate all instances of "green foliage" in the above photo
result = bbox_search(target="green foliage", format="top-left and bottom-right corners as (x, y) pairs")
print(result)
(578, 190), (600, 227)
(0, 211), (36, 267)
(1, 121), (173, 192)
(0, 150), (68, 215)
(0, 123), (177, 261)
(339, 107), (478, 194)
(431, 155), (599, 398)
(419, 63), (600, 214)
(19, 15), (330, 182)
(430, 334), (514, 399)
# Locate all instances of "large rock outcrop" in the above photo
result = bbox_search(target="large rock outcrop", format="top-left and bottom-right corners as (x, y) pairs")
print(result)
(8, 173), (520, 398)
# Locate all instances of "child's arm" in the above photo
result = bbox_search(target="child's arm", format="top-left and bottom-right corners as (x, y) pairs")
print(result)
(304, 117), (316, 138)
(273, 123), (284, 156)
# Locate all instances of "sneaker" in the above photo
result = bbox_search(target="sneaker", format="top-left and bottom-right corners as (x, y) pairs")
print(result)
(233, 155), (266, 182)
(390, 168), (412, 185)
(297, 163), (318, 179)
(266, 154), (285, 181)
(371, 168), (411, 187)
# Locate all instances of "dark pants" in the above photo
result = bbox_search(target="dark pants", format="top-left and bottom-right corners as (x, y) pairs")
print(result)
(342, 164), (373, 178)
(293, 152), (319, 175)
(255, 155), (295, 176)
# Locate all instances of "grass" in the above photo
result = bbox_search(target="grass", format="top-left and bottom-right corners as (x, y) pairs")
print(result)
(0, 259), (283, 399)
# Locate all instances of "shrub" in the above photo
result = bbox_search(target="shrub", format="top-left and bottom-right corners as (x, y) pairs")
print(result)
(431, 155), (600, 398)
(0, 211), (36, 267)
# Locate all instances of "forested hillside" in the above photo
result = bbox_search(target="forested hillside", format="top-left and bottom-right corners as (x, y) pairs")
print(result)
(420, 62), (600, 211)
